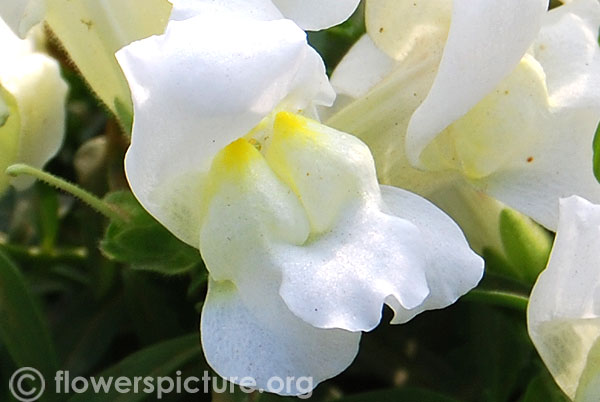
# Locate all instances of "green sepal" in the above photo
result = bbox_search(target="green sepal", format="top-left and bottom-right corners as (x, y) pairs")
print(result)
(499, 209), (553, 284)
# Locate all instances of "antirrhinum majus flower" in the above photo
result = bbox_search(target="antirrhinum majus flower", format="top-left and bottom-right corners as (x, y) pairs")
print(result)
(116, 1), (484, 395)
(328, 0), (600, 232)
(528, 196), (600, 401)
(0, 16), (67, 195)
(0, 0), (172, 123)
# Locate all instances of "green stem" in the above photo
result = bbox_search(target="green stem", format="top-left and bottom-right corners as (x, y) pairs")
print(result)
(6, 163), (127, 223)
(0, 242), (88, 263)
(463, 289), (529, 312)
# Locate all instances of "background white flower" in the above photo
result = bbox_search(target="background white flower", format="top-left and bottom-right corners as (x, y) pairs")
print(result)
(0, 0), (172, 124)
(328, 0), (600, 232)
(0, 17), (67, 194)
(528, 195), (600, 401)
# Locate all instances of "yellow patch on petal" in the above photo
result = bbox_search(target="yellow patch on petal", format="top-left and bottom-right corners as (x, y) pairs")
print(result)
(210, 138), (263, 177)
(266, 112), (379, 233)
(200, 131), (310, 256)
(272, 111), (318, 141)
(265, 112), (324, 196)
(420, 54), (551, 179)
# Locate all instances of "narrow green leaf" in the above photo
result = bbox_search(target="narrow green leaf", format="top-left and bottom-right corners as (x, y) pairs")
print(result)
(67, 334), (203, 402)
(0, 249), (58, 376)
(100, 191), (202, 275)
(499, 209), (553, 284)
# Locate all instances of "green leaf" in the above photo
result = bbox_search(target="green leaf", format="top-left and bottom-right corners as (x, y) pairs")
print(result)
(101, 191), (202, 275)
(333, 387), (463, 402)
(67, 333), (203, 402)
(499, 209), (553, 284)
(593, 122), (600, 184)
(0, 249), (59, 377)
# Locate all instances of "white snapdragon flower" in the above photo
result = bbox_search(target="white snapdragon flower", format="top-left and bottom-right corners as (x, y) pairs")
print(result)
(116, 1), (483, 395)
(0, 17), (67, 194)
(528, 196), (600, 401)
(328, 0), (600, 231)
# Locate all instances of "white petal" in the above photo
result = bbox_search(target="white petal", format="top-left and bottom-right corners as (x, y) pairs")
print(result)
(419, 55), (551, 180)
(379, 185), (484, 324)
(365, 0), (452, 61)
(575, 337), (600, 401)
(201, 279), (360, 395)
(0, 19), (67, 192)
(461, 51), (600, 231)
(528, 196), (600, 399)
(413, 44), (600, 231)
(264, 112), (382, 233)
(479, 107), (600, 231)
(330, 34), (396, 100)
(271, 0), (361, 31)
(200, 114), (432, 333)
(168, 0), (282, 22)
(0, 0), (45, 38)
(199, 137), (311, 283)
(118, 14), (332, 245)
(406, 0), (548, 166)
(7, 54), (67, 190)
(533, 0), (600, 110)
(276, 205), (430, 332)
(43, 0), (171, 118)
(262, 114), (430, 331)
(198, 140), (359, 391)
(327, 48), (457, 196)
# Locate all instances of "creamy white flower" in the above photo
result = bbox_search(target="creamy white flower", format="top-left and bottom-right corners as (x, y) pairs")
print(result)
(328, 0), (600, 232)
(0, 0), (172, 121)
(116, 2), (483, 395)
(0, 17), (67, 194)
(528, 196), (600, 401)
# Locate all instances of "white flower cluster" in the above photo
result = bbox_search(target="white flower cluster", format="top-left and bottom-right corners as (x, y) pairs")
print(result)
(1, 0), (599, 399)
